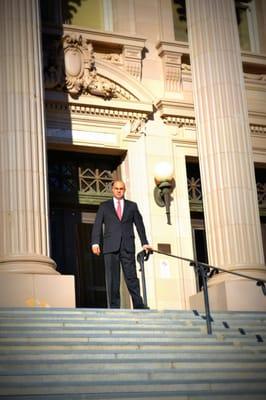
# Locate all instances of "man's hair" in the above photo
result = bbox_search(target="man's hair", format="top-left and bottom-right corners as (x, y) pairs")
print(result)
(112, 180), (125, 187)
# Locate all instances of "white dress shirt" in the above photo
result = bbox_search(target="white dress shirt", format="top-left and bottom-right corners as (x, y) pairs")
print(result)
(92, 198), (125, 248)
(113, 197), (124, 216)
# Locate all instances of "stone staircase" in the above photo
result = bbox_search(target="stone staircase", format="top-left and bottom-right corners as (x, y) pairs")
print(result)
(0, 308), (265, 399)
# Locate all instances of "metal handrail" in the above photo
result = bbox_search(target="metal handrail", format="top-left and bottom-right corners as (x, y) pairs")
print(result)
(137, 249), (266, 334)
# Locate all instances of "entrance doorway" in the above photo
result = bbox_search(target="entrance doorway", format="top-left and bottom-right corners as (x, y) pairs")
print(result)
(50, 208), (106, 307)
(76, 213), (107, 308)
(191, 219), (208, 292)
(48, 149), (123, 307)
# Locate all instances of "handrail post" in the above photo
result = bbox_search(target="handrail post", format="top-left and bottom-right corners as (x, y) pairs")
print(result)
(138, 249), (266, 331)
(256, 281), (266, 296)
(191, 262), (212, 335)
(137, 250), (148, 307)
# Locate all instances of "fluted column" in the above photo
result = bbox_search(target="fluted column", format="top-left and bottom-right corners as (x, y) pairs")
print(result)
(0, 0), (57, 274)
(186, 0), (265, 281)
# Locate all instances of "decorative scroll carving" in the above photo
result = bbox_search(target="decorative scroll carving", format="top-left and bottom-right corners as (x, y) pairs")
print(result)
(63, 35), (96, 95)
(43, 34), (137, 100)
(97, 52), (123, 65)
(96, 45), (143, 80)
(181, 63), (191, 72)
(122, 118), (147, 139)
(91, 75), (136, 100)
(129, 118), (146, 134)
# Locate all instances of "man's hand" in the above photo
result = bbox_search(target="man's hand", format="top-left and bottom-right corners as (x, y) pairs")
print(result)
(143, 244), (153, 253)
(92, 244), (101, 256)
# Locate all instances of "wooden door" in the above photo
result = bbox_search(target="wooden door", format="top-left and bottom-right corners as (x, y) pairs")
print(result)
(75, 215), (107, 308)
(50, 209), (107, 307)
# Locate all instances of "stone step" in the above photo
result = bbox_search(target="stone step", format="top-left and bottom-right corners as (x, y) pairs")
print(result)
(1, 313), (265, 323)
(1, 367), (266, 381)
(0, 393), (265, 400)
(1, 308), (265, 399)
(0, 308), (264, 315)
(1, 344), (254, 352)
(0, 337), (266, 354)
(0, 323), (265, 332)
(0, 320), (206, 329)
(0, 334), (246, 342)
(0, 328), (205, 336)
(0, 313), (196, 319)
(0, 350), (266, 370)
(0, 331), (266, 349)
(1, 308), (264, 323)
(1, 379), (266, 396)
(0, 340), (264, 351)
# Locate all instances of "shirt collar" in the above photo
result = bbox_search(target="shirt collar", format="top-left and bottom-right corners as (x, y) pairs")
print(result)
(113, 197), (124, 205)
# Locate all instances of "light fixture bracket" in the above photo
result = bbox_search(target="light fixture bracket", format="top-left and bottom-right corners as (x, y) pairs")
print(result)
(153, 186), (165, 207)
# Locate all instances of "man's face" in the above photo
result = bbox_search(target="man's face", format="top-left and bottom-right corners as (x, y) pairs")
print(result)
(112, 181), (126, 200)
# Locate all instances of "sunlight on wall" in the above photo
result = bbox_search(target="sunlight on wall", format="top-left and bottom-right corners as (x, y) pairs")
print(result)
(68, 0), (104, 30)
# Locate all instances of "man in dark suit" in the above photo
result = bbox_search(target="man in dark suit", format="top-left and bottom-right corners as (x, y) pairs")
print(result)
(91, 180), (152, 309)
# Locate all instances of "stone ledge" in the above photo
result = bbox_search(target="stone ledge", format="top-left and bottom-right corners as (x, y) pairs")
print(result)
(0, 273), (75, 308)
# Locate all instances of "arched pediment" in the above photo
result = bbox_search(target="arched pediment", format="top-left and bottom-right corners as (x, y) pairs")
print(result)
(43, 34), (154, 105)
(95, 59), (154, 104)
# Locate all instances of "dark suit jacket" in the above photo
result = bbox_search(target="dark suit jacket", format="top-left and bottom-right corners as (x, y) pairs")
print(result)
(91, 199), (149, 254)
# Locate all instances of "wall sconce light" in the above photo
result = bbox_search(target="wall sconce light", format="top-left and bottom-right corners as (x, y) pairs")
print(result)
(154, 161), (174, 225)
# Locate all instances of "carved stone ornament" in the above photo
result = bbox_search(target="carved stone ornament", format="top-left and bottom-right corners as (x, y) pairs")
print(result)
(44, 34), (136, 100)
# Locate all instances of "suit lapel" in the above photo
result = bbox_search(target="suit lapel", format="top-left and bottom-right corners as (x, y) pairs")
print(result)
(105, 199), (115, 216)
(122, 200), (129, 220)
(109, 198), (122, 220)
(109, 198), (128, 220)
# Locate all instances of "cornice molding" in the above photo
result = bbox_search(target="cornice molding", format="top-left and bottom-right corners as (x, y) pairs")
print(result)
(155, 40), (190, 54)
(155, 98), (195, 126)
(250, 124), (266, 137)
(164, 115), (196, 128)
(63, 25), (146, 48)
(45, 100), (152, 122)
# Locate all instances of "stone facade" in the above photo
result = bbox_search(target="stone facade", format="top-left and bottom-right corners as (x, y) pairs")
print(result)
(0, 0), (265, 310)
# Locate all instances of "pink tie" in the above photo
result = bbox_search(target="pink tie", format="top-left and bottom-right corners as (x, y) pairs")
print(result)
(116, 200), (122, 220)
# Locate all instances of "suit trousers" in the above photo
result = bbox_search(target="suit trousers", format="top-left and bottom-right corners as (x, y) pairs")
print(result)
(104, 246), (144, 309)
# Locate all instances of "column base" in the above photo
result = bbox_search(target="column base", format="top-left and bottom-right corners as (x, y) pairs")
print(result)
(189, 278), (266, 311)
(0, 273), (76, 308)
(0, 255), (58, 274)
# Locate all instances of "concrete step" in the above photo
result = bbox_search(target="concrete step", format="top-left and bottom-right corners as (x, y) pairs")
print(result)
(1, 379), (266, 396)
(1, 358), (265, 372)
(0, 392), (266, 400)
(1, 368), (266, 381)
(0, 335), (263, 347)
(0, 308), (265, 399)
(0, 334), (245, 343)
(1, 349), (266, 364)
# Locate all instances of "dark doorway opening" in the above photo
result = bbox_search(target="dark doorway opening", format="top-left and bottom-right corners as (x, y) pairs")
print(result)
(186, 158), (209, 291)
(48, 149), (122, 307)
(191, 220), (209, 292)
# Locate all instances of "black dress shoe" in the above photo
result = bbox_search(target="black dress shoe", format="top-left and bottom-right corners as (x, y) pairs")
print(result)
(134, 304), (150, 309)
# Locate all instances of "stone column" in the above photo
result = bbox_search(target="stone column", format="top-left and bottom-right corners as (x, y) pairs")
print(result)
(0, 0), (56, 274)
(186, 0), (266, 309)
